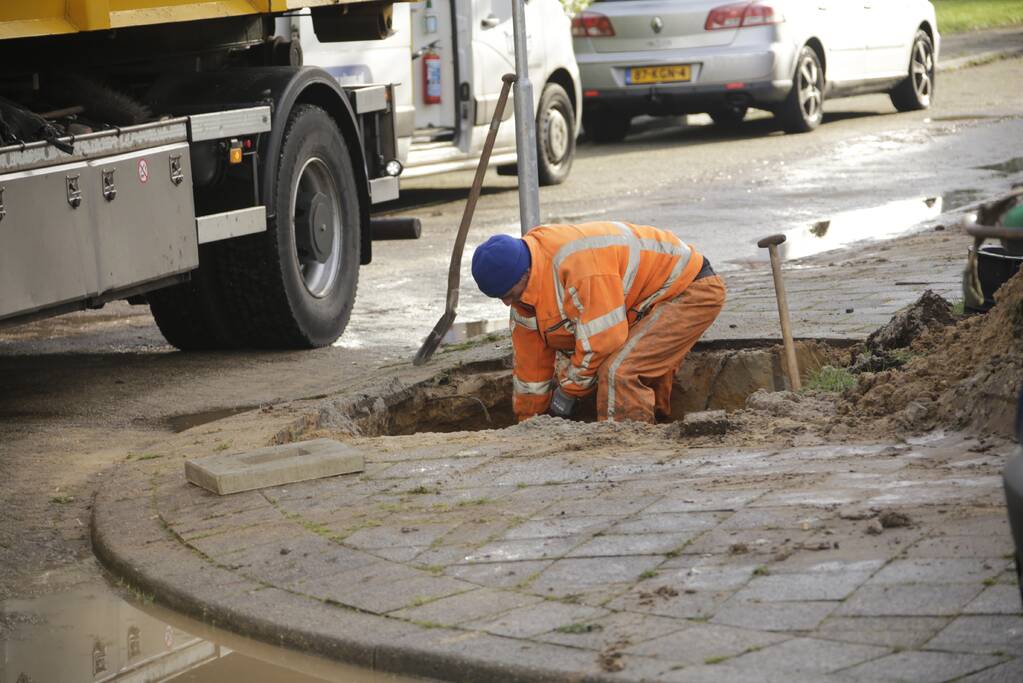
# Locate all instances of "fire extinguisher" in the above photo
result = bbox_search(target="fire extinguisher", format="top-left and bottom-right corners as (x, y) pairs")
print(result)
(423, 49), (442, 105)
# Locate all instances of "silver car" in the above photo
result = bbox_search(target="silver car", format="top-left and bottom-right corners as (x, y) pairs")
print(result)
(572, 0), (939, 141)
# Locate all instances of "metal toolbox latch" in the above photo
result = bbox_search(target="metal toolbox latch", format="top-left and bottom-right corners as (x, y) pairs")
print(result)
(102, 169), (116, 202)
(66, 175), (82, 209)
(169, 155), (184, 186)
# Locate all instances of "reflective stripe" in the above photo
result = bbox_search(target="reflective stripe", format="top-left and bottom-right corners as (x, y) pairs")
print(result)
(578, 306), (626, 338)
(514, 377), (554, 395)
(565, 285), (594, 376)
(636, 242), (693, 315)
(614, 222), (642, 298)
(568, 286), (585, 319)
(605, 304), (667, 420)
(638, 237), (686, 257)
(565, 366), (597, 389)
(511, 309), (538, 330)
(552, 233), (632, 319)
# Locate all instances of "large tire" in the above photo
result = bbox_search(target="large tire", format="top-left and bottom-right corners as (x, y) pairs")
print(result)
(536, 82), (576, 186)
(890, 30), (935, 112)
(709, 104), (748, 128)
(217, 104), (360, 349)
(778, 45), (824, 134)
(148, 245), (238, 350)
(583, 109), (631, 144)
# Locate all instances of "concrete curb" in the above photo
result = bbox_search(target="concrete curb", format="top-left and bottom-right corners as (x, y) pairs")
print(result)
(939, 47), (1023, 73)
(90, 462), (630, 683)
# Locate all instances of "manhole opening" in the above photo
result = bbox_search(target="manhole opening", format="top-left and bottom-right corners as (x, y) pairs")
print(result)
(360, 340), (850, 436)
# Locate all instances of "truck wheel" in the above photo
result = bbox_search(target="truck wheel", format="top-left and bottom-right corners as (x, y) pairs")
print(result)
(890, 30), (935, 112)
(148, 245), (238, 350)
(219, 104), (360, 348)
(536, 83), (575, 186)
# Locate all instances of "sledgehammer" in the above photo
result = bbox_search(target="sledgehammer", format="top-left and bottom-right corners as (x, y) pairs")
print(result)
(757, 234), (801, 391)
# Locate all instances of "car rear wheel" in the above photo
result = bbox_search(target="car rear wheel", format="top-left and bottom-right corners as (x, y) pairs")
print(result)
(891, 30), (935, 112)
(536, 83), (576, 186)
(779, 46), (824, 134)
(583, 109), (631, 144)
(709, 104), (748, 128)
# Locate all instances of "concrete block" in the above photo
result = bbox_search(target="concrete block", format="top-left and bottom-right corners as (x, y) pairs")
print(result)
(185, 438), (365, 495)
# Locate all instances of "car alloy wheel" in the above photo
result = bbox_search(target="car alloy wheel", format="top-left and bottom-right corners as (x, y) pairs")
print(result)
(910, 36), (934, 106)
(797, 53), (823, 125)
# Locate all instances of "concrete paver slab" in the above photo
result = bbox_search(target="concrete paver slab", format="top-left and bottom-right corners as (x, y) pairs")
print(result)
(836, 584), (985, 617)
(726, 637), (890, 674)
(711, 600), (838, 631)
(813, 616), (950, 650)
(926, 615), (1023, 654)
(838, 650), (1006, 683)
(185, 439), (365, 495)
(463, 600), (609, 639)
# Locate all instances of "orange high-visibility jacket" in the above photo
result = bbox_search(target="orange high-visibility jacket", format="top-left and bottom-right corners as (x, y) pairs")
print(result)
(511, 221), (704, 421)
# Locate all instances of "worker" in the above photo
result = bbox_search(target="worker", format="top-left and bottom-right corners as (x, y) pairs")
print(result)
(471, 222), (725, 423)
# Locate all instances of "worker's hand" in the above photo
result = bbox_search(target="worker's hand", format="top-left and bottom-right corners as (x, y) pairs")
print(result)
(548, 387), (576, 419)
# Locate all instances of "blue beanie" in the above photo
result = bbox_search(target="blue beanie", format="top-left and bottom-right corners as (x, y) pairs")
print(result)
(471, 234), (531, 298)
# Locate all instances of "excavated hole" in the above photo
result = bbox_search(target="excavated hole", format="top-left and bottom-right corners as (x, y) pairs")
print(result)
(345, 339), (851, 436)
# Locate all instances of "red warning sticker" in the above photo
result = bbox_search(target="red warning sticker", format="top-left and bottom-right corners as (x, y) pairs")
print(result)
(138, 158), (150, 184)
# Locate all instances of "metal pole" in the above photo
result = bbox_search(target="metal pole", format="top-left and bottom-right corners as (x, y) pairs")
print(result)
(510, 0), (540, 236)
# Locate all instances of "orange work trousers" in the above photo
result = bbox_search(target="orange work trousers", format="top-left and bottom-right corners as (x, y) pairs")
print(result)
(596, 274), (726, 423)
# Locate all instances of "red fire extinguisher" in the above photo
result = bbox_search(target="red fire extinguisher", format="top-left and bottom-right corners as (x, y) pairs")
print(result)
(423, 49), (442, 105)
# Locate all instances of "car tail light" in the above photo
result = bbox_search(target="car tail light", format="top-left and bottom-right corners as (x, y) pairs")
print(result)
(572, 11), (616, 38)
(706, 2), (782, 30)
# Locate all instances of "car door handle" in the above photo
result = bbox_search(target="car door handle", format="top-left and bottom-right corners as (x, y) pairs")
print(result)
(481, 13), (500, 29)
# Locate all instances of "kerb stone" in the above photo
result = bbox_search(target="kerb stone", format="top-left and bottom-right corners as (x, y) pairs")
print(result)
(185, 438), (365, 495)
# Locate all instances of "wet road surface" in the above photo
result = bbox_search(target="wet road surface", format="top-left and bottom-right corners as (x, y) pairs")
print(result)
(351, 58), (1023, 355)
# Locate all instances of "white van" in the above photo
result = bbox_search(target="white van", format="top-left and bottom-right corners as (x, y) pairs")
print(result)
(280, 0), (582, 186)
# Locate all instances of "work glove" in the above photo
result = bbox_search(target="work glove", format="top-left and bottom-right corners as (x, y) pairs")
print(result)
(548, 387), (577, 419)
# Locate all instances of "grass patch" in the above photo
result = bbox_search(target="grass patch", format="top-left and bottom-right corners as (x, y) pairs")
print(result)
(407, 485), (440, 495)
(983, 577), (998, 586)
(951, 298), (966, 316)
(805, 365), (856, 393)
(934, 0), (1023, 33)
(752, 565), (771, 577)
(639, 569), (659, 580)
(213, 441), (231, 452)
(50, 494), (74, 505)
(457, 497), (493, 507)
(704, 655), (729, 665)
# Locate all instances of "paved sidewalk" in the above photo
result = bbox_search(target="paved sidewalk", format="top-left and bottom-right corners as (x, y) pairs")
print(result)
(94, 422), (1020, 682)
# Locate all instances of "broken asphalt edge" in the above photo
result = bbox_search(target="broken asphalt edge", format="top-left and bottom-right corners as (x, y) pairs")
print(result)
(89, 466), (629, 683)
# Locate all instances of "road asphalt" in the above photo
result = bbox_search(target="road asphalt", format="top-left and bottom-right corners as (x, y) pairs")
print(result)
(90, 28), (1023, 683)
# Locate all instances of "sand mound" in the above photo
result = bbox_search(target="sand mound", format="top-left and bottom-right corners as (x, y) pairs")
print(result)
(841, 269), (1023, 438)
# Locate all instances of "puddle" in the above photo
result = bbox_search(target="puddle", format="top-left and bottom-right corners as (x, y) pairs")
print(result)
(775, 196), (944, 261)
(0, 582), (421, 683)
(168, 405), (259, 433)
(976, 157), (1023, 176)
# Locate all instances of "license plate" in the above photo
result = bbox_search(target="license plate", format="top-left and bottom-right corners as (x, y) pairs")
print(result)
(627, 64), (692, 85)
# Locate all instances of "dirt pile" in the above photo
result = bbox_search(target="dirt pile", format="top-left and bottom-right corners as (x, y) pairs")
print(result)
(840, 270), (1023, 438)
